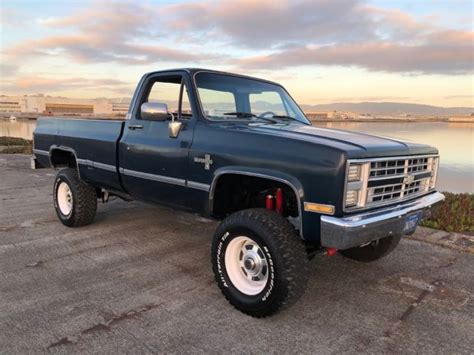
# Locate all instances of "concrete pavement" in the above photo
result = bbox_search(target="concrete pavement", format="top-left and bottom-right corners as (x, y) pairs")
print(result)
(1, 154), (473, 354)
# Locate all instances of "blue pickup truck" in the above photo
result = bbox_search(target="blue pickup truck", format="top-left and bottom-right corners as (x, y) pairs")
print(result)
(32, 68), (444, 317)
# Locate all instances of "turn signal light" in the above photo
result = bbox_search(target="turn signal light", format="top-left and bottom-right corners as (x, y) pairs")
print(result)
(304, 202), (335, 215)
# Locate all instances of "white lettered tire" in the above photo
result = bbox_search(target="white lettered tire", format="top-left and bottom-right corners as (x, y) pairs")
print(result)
(53, 168), (97, 227)
(211, 209), (308, 317)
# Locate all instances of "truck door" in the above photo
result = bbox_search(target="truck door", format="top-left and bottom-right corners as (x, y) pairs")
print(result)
(119, 72), (196, 208)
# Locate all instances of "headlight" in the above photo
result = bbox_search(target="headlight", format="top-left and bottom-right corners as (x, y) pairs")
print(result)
(344, 162), (370, 210)
(345, 190), (359, 207)
(347, 164), (362, 181)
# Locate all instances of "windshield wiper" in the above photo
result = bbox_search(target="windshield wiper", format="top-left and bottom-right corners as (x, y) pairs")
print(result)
(270, 115), (296, 121)
(223, 112), (256, 118)
(223, 112), (280, 124)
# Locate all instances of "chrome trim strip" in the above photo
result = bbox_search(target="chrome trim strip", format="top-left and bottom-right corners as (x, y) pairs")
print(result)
(33, 149), (49, 156)
(369, 169), (433, 181)
(76, 159), (116, 172)
(187, 181), (210, 191)
(121, 168), (186, 187)
(348, 154), (439, 163)
(92, 161), (116, 172)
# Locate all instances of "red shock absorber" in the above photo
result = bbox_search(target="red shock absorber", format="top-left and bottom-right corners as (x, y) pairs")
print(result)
(265, 194), (274, 210)
(275, 188), (283, 214)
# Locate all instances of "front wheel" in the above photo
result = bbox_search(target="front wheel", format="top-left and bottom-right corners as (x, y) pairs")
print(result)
(53, 168), (97, 227)
(211, 209), (308, 317)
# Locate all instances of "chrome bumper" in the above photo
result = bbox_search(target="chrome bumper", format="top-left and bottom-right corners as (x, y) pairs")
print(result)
(320, 192), (445, 250)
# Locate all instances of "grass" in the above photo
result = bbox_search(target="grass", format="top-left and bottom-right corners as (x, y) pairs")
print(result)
(421, 192), (474, 234)
(0, 136), (32, 154)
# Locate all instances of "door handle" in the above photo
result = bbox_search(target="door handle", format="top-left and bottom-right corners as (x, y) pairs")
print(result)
(128, 124), (143, 130)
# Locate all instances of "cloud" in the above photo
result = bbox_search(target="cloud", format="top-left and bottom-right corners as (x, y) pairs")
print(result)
(162, 0), (376, 48)
(0, 63), (19, 77)
(4, 1), (215, 65)
(2, 0), (473, 76)
(236, 31), (474, 74)
(444, 95), (474, 100)
(163, 0), (474, 74)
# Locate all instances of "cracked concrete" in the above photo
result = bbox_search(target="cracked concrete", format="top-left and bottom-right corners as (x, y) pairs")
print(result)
(1, 154), (473, 354)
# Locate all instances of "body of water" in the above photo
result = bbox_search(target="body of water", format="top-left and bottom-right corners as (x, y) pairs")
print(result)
(1, 119), (472, 193)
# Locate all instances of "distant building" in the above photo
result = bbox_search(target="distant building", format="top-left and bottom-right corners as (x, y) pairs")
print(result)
(448, 116), (474, 123)
(0, 95), (131, 116)
(305, 111), (335, 120)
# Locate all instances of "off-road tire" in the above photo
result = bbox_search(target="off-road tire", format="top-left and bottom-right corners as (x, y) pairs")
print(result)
(211, 208), (308, 317)
(53, 168), (97, 227)
(340, 234), (402, 262)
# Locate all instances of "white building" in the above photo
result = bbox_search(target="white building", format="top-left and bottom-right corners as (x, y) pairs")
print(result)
(0, 95), (131, 116)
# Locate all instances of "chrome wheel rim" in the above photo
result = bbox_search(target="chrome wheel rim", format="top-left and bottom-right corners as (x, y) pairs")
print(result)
(57, 182), (73, 216)
(224, 236), (268, 295)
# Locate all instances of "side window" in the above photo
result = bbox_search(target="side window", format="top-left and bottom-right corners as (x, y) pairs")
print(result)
(197, 88), (236, 118)
(145, 77), (193, 119)
(249, 91), (287, 116)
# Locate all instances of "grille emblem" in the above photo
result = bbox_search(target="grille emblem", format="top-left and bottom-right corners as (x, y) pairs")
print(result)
(403, 174), (415, 184)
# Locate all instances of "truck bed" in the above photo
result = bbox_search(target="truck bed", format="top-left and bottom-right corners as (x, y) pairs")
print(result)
(33, 117), (125, 191)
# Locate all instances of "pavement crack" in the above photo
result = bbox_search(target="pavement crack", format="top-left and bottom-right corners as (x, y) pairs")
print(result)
(384, 279), (441, 339)
(45, 285), (201, 349)
(47, 336), (78, 349)
(46, 302), (163, 350)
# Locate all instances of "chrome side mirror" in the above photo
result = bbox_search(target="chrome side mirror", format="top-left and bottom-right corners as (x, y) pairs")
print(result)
(141, 102), (168, 121)
(169, 120), (183, 138)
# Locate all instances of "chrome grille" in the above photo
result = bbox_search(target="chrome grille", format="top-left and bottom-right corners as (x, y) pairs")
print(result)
(369, 157), (430, 180)
(345, 154), (439, 211)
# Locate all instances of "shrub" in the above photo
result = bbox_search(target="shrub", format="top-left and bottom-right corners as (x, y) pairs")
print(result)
(0, 136), (32, 154)
(0, 136), (31, 146)
(421, 192), (474, 234)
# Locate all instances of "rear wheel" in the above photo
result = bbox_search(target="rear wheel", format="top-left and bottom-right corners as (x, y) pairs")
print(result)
(340, 235), (402, 262)
(53, 168), (97, 227)
(212, 208), (308, 317)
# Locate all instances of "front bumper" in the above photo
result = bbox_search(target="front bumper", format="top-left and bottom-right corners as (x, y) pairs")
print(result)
(320, 192), (445, 250)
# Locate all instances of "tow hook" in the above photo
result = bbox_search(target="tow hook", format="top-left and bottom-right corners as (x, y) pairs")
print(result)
(325, 247), (338, 257)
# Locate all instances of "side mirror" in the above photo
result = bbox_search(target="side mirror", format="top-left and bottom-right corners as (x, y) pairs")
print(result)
(141, 102), (168, 121)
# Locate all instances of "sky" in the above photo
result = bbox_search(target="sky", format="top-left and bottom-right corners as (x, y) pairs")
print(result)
(0, 0), (473, 107)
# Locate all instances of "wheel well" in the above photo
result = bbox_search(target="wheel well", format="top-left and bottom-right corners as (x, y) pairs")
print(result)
(212, 174), (299, 219)
(50, 149), (77, 168)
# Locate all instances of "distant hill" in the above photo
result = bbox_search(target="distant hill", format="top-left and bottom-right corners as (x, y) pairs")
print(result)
(300, 102), (473, 117)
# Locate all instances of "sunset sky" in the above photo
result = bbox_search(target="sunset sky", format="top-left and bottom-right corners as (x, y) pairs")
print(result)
(1, 0), (473, 107)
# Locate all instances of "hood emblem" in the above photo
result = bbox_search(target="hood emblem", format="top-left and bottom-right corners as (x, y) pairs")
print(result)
(194, 154), (213, 170)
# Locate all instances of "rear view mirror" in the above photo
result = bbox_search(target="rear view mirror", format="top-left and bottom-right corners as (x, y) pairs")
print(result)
(141, 102), (168, 121)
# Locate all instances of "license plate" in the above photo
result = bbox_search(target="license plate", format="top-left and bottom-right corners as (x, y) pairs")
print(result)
(404, 212), (421, 234)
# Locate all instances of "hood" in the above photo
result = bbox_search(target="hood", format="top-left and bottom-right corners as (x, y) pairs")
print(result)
(224, 122), (438, 158)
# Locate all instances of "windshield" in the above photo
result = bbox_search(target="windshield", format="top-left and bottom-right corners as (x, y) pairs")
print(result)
(195, 72), (310, 124)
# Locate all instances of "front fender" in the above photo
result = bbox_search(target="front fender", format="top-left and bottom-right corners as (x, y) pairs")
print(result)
(210, 166), (305, 238)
